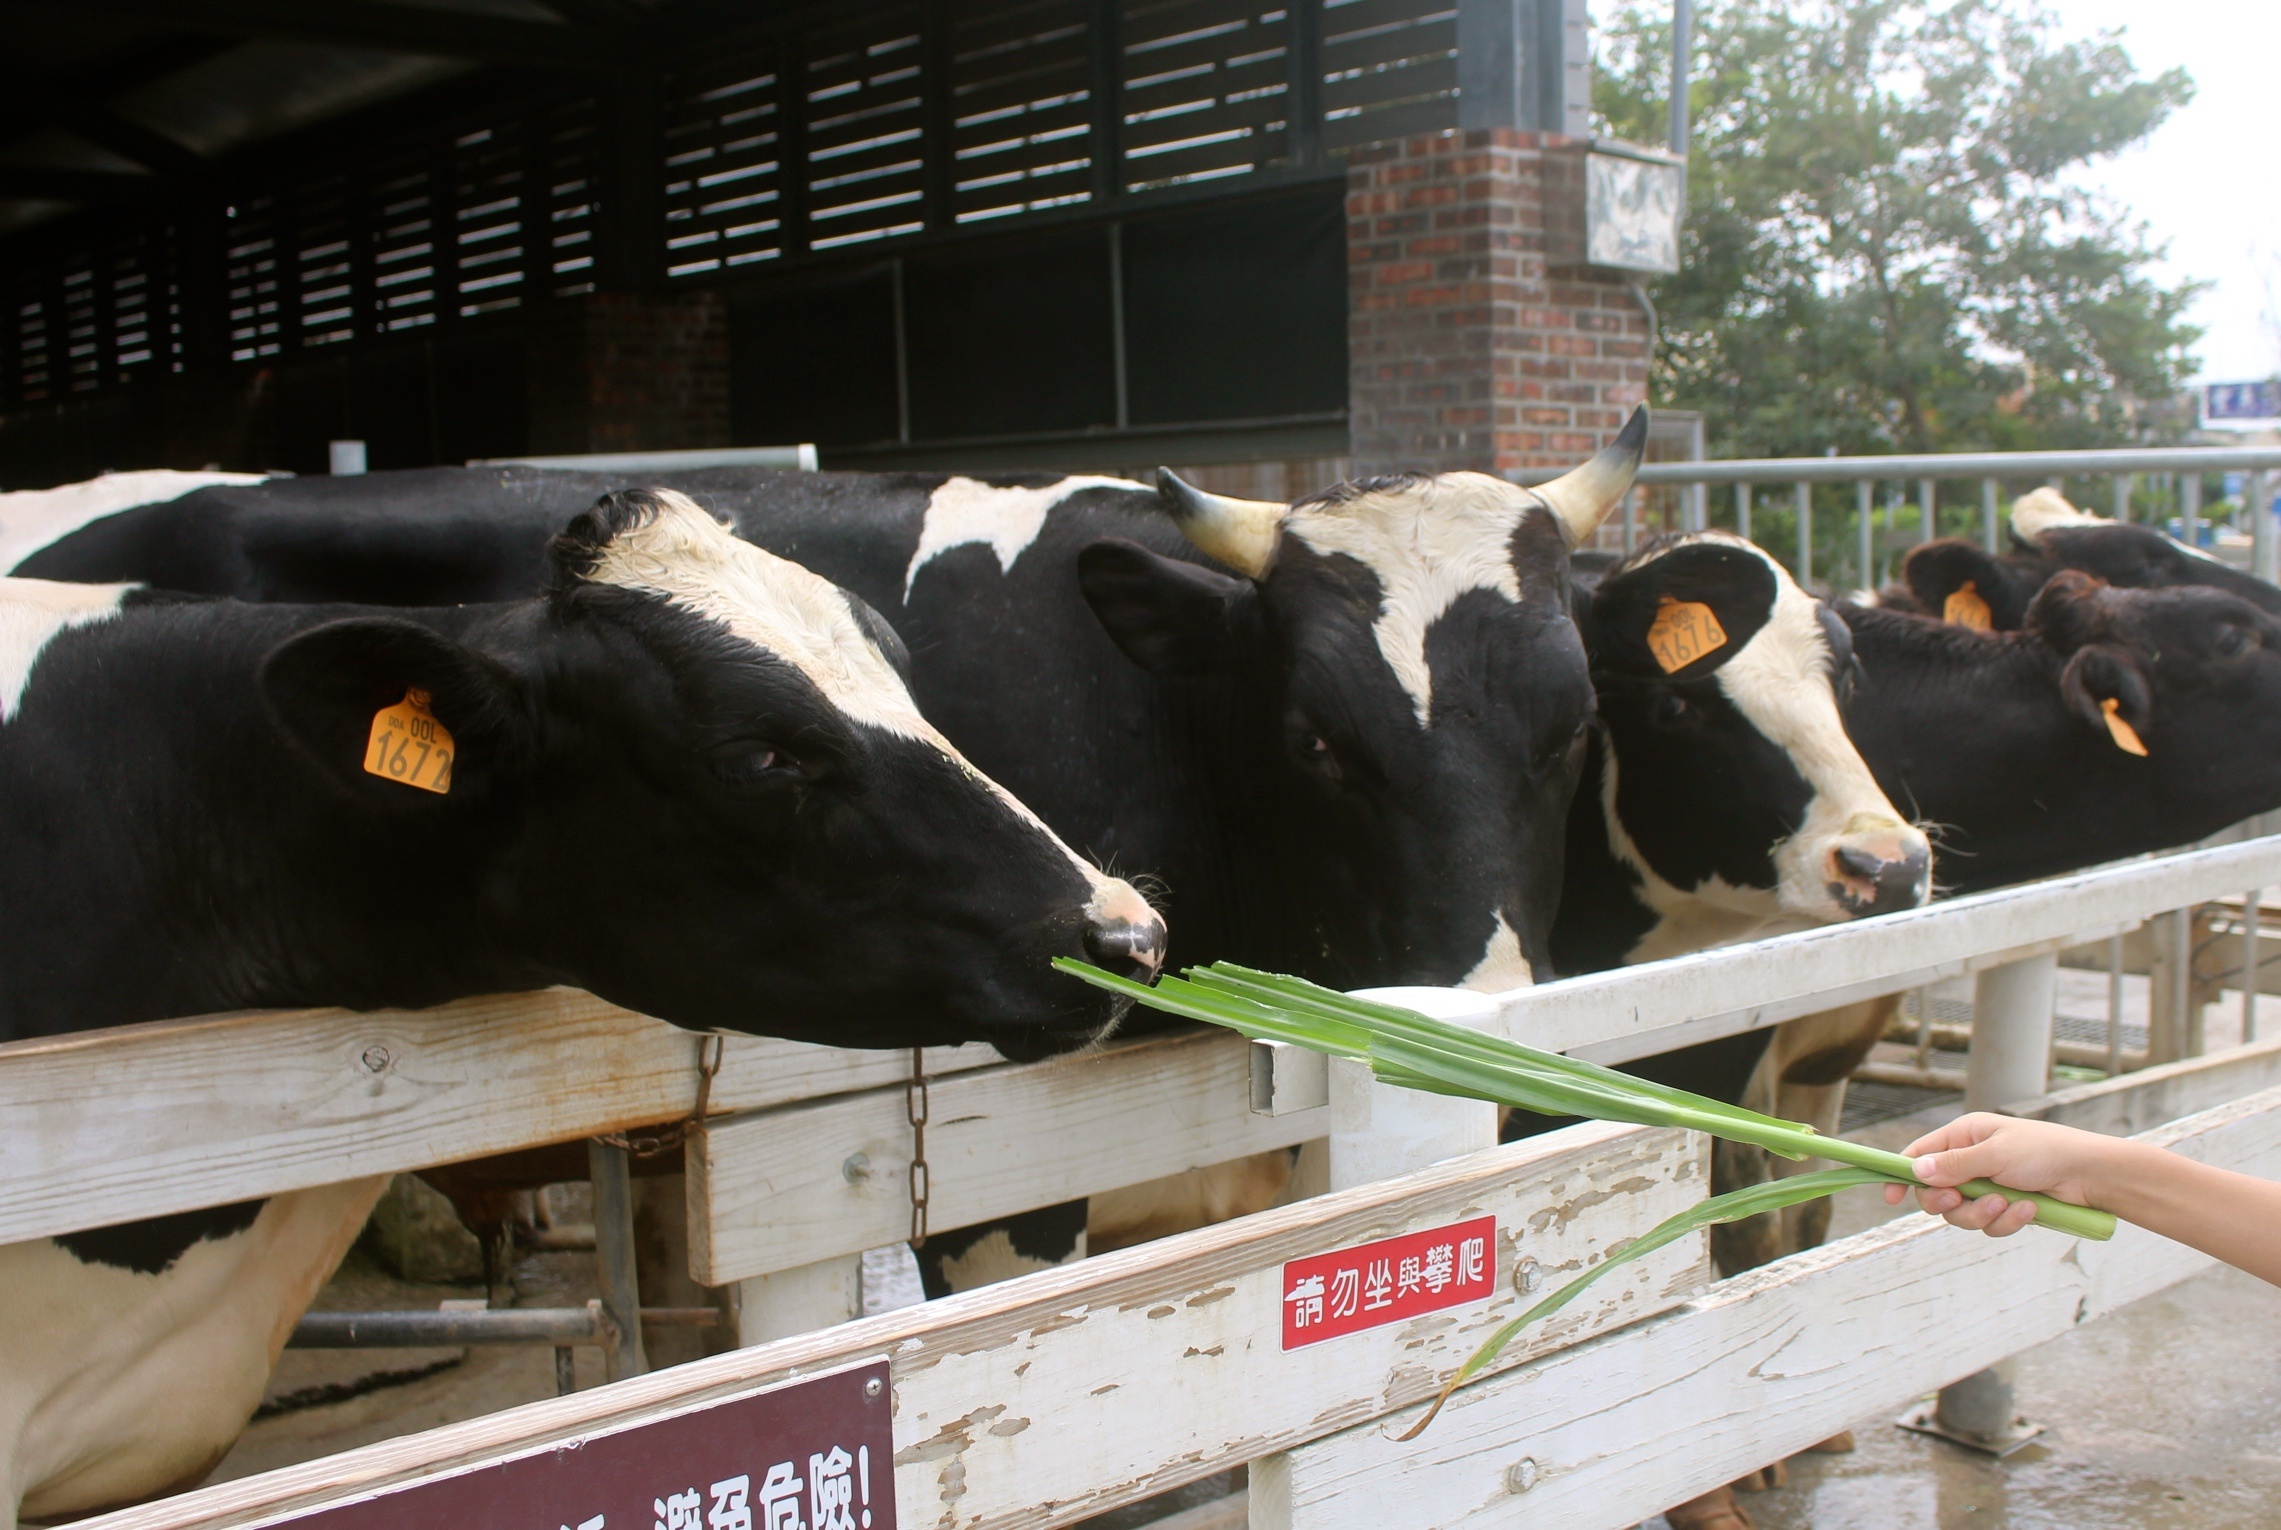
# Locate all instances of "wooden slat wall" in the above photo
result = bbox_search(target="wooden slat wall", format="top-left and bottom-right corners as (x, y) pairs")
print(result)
(3, 0), (1469, 405)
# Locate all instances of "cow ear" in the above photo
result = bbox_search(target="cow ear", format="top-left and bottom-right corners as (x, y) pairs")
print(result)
(1903, 539), (2022, 630)
(2025, 568), (2111, 654)
(259, 617), (532, 802)
(1077, 538), (1258, 676)
(2060, 645), (2153, 756)
(1587, 541), (1775, 679)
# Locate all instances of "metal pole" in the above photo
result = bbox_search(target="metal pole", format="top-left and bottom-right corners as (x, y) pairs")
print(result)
(1935, 949), (2057, 1451)
(2244, 890), (2262, 1045)
(1856, 479), (1874, 594)
(2113, 472), (2130, 523)
(1982, 477), (2000, 552)
(2183, 471), (2202, 549)
(1919, 477), (1936, 544)
(1668, 0), (1693, 157)
(1734, 481), (1750, 541)
(587, 1139), (650, 1381)
(2106, 935), (2125, 1076)
(1622, 486), (1637, 555)
(2252, 471), (2275, 585)
(1795, 481), (1812, 585)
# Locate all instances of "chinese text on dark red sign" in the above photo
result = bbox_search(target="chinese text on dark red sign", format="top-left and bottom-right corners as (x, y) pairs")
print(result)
(271, 1357), (895, 1530)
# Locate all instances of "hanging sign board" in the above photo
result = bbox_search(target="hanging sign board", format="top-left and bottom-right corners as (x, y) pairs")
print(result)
(1586, 151), (1682, 275)
(260, 1358), (896, 1530)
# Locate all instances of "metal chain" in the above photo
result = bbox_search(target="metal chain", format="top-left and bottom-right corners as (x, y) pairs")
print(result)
(595, 1033), (726, 1160)
(906, 1046), (930, 1248)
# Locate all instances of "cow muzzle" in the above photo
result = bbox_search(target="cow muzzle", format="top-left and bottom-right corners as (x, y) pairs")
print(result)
(1083, 908), (1169, 984)
(1823, 822), (1932, 917)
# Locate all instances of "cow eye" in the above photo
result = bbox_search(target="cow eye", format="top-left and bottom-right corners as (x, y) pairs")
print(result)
(2214, 624), (2259, 659)
(1286, 719), (1342, 779)
(1650, 692), (1690, 727)
(711, 741), (797, 788)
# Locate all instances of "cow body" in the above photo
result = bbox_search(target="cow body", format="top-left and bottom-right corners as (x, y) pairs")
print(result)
(0, 492), (1163, 1525)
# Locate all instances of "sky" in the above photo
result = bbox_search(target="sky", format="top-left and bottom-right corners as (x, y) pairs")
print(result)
(2040, 0), (2280, 385)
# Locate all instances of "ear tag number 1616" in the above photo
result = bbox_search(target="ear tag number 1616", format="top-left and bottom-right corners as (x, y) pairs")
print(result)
(365, 687), (455, 794)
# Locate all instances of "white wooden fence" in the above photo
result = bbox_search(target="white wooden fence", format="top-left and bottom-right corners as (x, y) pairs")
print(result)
(12, 833), (2281, 1529)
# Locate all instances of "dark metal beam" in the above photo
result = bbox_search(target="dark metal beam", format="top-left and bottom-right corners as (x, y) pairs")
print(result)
(0, 62), (205, 176)
(537, 0), (644, 24)
(0, 165), (164, 202)
(3, 0), (611, 70)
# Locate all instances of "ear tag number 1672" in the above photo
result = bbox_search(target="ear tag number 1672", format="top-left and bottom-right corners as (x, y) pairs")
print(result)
(365, 687), (455, 794)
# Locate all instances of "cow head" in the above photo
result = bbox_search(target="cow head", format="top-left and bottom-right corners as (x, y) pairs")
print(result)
(1906, 488), (2281, 632)
(1581, 533), (1931, 926)
(2029, 570), (2281, 817)
(260, 489), (1162, 1055)
(1073, 410), (1649, 991)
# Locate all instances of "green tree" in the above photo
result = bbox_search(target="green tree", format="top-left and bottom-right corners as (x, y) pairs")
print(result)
(1594, 0), (2202, 459)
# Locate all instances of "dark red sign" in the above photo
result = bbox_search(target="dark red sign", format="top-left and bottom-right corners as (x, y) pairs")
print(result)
(272, 1357), (896, 1530)
(1280, 1216), (1497, 1349)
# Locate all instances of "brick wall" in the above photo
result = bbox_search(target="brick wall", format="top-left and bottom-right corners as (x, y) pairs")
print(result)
(528, 290), (731, 456)
(1346, 128), (1649, 477)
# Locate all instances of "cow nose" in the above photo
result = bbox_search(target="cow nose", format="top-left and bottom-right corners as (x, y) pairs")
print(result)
(1827, 840), (1931, 917)
(1084, 910), (1168, 983)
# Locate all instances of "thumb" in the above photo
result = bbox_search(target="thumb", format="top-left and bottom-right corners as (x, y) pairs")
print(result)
(1914, 1141), (2004, 1188)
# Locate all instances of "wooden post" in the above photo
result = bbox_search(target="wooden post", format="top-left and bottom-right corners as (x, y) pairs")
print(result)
(736, 1256), (863, 1346)
(1328, 988), (1503, 1192)
(586, 1139), (648, 1380)
(2149, 907), (2197, 1065)
(1965, 952), (2055, 1110)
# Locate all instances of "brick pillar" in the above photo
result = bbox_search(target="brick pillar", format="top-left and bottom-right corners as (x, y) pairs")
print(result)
(1346, 129), (1649, 477)
(527, 290), (731, 455)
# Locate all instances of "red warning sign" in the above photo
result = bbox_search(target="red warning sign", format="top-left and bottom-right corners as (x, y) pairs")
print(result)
(1280, 1215), (1497, 1349)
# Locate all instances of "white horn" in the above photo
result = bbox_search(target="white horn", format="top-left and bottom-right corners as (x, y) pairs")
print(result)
(1535, 405), (1649, 546)
(2011, 486), (2105, 544)
(1155, 468), (1287, 579)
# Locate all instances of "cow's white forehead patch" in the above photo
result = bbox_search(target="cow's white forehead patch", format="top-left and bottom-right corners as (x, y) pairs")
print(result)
(583, 493), (937, 742)
(1, 469), (266, 574)
(905, 475), (1141, 597)
(1460, 910), (1534, 992)
(1, 577), (133, 721)
(1288, 472), (1541, 726)
(581, 493), (1115, 886)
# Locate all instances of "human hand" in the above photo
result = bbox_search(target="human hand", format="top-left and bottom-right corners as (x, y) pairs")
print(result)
(1878, 1113), (2125, 1237)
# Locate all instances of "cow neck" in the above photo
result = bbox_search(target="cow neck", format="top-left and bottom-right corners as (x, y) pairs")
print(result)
(0, 600), (545, 1041)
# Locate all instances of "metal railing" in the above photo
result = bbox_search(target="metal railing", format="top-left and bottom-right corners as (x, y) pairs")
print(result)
(1520, 444), (2281, 590)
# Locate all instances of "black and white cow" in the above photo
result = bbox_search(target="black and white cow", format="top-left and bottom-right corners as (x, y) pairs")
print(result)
(0, 489), (1164, 1525)
(1896, 486), (2281, 631)
(1544, 533), (1932, 1286)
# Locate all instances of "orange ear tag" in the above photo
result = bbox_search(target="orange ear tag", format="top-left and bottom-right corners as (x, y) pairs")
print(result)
(2099, 697), (2148, 757)
(1646, 596), (1728, 674)
(364, 687), (456, 793)
(1943, 581), (1993, 631)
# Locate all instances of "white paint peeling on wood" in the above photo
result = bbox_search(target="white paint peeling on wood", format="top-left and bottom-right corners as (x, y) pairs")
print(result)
(1256, 1085), (2281, 1530)
(690, 1029), (1333, 1284)
(70, 1122), (1706, 1530)
(0, 989), (999, 1246)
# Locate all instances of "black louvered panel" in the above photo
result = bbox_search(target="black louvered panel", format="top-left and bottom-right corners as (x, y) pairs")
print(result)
(1118, 0), (1290, 193)
(288, 174), (358, 351)
(54, 260), (102, 392)
(662, 49), (788, 279)
(801, 14), (930, 252)
(369, 162), (444, 335)
(224, 197), (284, 360)
(108, 235), (165, 378)
(11, 268), (54, 404)
(946, 0), (1095, 224)
(1318, 0), (1455, 153)
(449, 124), (533, 319)
(541, 97), (604, 294)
